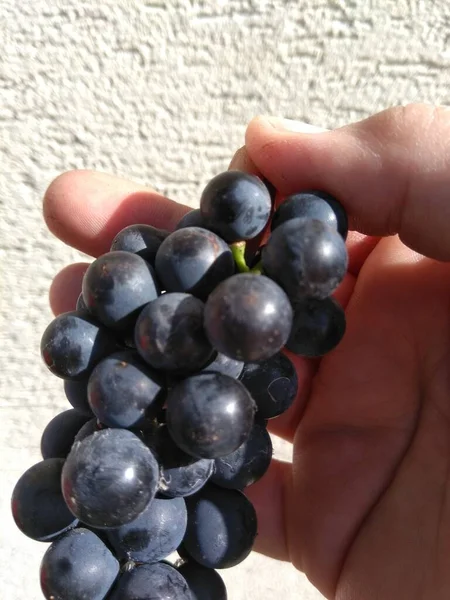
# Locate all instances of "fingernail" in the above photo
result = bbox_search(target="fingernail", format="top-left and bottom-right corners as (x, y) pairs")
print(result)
(262, 117), (327, 133)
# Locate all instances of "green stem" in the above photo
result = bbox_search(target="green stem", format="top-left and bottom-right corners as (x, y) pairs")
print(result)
(249, 260), (263, 275)
(231, 241), (250, 273)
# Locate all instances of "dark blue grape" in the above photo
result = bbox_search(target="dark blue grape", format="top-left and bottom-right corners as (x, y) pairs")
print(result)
(64, 379), (92, 415)
(76, 292), (88, 311)
(155, 227), (235, 300)
(108, 562), (191, 600)
(135, 293), (213, 372)
(183, 484), (257, 569)
(87, 351), (164, 428)
(11, 458), (78, 542)
(272, 190), (348, 239)
(40, 528), (119, 600)
(62, 429), (159, 528)
(110, 224), (169, 265)
(82, 251), (160, 332)
(176, 208), (207, 230)
(262, 218), (348, 301)
(204, 273), (293, 362)
(200, 171), (271, 243)
(166, 373), (255, 459)
(178, 561), (227, 600)
(286, 296), (346, 357)
(41, 310), (119, 380)
(149, 426), (214, 498)
(107, 497), (187, 563)
(211, 419), (272, 489)
(240, 352), (298, 419)
(40, 409), (91, 459)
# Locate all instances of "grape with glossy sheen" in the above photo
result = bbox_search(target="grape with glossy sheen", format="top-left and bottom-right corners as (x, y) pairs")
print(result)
(82, 251), (160, 332)
(183, 484), (257, 569)
(240, 352), (298, 419)
(166, 373), (256, 459)
(200, 170), (272, 243)
(87, 350), (164, 428)
(272, 190), (348, 239)
(149, 426), (214, 498)
(41, 310), (119, 380)
(176, 208), (207, 230)
(40, 528), (119, 600)
(11, 458), (78, 542)
(135, 293), (213, 372)
(62, 428), (159, 528)
(287, 296), (346, 356)
(73, 417), (103, 443)
(40, 409), (91, 459)
(211, 418), (272, 489)
(111, 224), (169, 265)
(107, 496), (187, 563)
(76, 292), (88, 311)
(108, 562), (191, 600)
(204, 273), (293, 362)
(155, 227), (235, 299)
(64, 379), (92, 415)
(262, 217), (348, 301)
(178, 561), (227, 600)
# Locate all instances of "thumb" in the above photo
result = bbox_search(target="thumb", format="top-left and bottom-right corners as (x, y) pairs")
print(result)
(245, 104), (450, 260)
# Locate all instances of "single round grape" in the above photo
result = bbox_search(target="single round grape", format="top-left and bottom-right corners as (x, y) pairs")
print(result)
(239, 352), (298, 419)
(183, 484), (257, 569)
(110, 224), (169, 265)
(11, 458), (78, 542)
(211, 419), (272, 489)
(62, 429), (159, 528)
(64, 379), (92, 415)
(108, 563), (191, 600)
(40, 528), (119, 600)
(135, 293), (213, 372)
(73, 417), (104, 444)
(106, 496), (187, 563)
(82, 251), (160, 332)
(262, 217), (348, 301)
(155, 227), (235, 299)
(41, 310), (119, 380)
(286, 296), (346, 356)
(204, 273), (293, 362)
(40, 409), (91, 459)
(200, 171), (272, 243)
(176, 208), (207, 230)
(87, 351), (164, 428)
(272, 190), (348, 239)
(166, 373), (256, 459)
(149, 426), (214, 498)
(178, 561), (227, 600)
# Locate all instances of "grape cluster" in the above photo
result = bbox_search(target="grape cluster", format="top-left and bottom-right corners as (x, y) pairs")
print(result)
(11, 170), (348, 600)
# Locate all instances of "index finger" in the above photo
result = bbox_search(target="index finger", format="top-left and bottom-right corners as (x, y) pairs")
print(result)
(43, 170), (191, 257)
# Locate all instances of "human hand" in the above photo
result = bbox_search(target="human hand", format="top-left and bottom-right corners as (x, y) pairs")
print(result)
(44, 103), (450, 600)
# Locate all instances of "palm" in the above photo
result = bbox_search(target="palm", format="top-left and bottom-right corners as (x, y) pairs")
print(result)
(284, 235), (450, 599)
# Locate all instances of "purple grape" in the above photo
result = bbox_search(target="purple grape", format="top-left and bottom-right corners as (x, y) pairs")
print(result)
(262, 218), (348, 301)
(110, 224), (169, 265)
(40, 409), (91, 459)
(175, 208), (207, 230)
(64, 379), (92, 415)
(155, 227), (234, 300)
(204, 273), (293, 362)
(108, 562), (191, 600)
(62, 429), (159, 528)
(11, 458), (78, 542)
(200, 171), (271, 243)
(178, 561), (227, 600)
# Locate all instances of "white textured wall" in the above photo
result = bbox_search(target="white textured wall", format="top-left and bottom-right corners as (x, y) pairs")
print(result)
(2, 1), (450, 598)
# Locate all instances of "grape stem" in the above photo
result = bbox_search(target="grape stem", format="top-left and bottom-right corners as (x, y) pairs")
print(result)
(230, 242), (263, 275)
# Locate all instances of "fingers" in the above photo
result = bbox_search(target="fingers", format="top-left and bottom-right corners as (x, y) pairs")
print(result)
(43, 170), (190, 257)
(49, 263), (89, 315)
(245, 104), (450, 260)
(244, 458), (292, 562)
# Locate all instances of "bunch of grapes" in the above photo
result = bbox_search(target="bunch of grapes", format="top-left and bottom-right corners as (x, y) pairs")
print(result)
(11, 170), (348, 600)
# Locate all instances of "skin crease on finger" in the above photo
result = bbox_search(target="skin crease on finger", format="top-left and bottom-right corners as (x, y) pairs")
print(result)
(44, 104), (450, 599)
